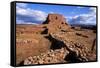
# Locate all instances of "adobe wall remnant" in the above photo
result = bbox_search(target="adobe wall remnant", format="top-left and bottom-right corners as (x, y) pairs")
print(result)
(43, 14), (67, 25)
(42, 14), (71, 33)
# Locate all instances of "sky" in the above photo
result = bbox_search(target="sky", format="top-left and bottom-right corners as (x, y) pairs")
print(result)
(16, 3), (96, 25)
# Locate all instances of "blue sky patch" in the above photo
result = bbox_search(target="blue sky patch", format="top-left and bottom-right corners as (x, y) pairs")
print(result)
(16, 3), (96, 25)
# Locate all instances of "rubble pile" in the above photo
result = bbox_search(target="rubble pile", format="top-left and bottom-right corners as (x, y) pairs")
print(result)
(24, 48), (68, 65)
(51, 33), (95, 62)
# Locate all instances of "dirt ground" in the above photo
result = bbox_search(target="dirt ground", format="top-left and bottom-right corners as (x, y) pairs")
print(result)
(16, 24), (96, 65)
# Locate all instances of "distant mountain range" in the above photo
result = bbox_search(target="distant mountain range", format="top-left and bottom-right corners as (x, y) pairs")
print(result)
(70, 24), (97, 30)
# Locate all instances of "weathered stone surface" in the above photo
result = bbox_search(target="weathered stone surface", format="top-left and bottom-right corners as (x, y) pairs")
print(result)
(42, 14), (71, 33)
(23, 32), (96, 65)
(43, 14), (67, 24)
(50, 33), (95, 62)
(24, 48), (68, 65)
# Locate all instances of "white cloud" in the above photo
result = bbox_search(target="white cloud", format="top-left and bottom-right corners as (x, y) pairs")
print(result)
(49, 12), (55, 14)
(16, 5), (47, 24)
(89, 7), (96, 15)
(16, 19), (39, 25)
(68, 7), (96, 25)
(16, 3), (27, 8)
